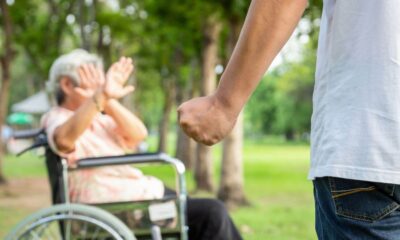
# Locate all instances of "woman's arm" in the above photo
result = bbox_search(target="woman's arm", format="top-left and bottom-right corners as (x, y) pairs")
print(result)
(54, 65), (107, 153)
(104, 99), (148, 147)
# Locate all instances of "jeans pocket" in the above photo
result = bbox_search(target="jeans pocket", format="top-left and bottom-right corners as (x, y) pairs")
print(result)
(328, 177), (399, 222)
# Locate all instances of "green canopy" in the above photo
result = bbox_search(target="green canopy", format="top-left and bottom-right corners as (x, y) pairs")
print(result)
(7, 112), (34, 125)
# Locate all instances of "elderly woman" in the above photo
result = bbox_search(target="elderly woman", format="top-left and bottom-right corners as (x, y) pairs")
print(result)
(41, 49), (242, 240)
(42, 49), (164, 203)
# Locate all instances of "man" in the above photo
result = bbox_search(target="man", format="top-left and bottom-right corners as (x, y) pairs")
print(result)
(178, 0), (400, 239)
(43, 49), (242, 240)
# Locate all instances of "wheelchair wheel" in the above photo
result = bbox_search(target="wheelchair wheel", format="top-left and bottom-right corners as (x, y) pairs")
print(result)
(5, 203), (136, 240)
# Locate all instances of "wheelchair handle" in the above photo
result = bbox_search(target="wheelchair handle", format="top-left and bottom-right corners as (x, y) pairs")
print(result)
(12, 128), (49, 156)
(13, 128), (43, 139)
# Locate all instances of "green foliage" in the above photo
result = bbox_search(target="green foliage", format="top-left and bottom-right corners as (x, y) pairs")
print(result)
(246, 73), (278, 135)
(246, 44), (316, 139)
(274, 47), (315, 136)
(10, 0), (76, 76)
(303, 1), (323, 48)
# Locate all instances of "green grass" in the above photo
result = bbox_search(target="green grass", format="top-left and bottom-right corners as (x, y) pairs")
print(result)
(3, 151), (47, 178)
(235, 140), (314, 240)
(0, 207), (27, 238)
(0, 139), (315, 240)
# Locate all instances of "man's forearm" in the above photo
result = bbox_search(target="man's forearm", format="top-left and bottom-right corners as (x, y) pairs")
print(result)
(104, 99), (148, 145)
(216, 0), (308, 113)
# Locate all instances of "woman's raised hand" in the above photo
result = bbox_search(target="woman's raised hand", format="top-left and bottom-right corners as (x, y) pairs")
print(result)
(76, 64), (106, 98)
(104, 57), (135, 99)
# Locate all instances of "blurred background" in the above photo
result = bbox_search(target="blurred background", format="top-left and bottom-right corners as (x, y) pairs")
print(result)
(0, 0), (322, 239)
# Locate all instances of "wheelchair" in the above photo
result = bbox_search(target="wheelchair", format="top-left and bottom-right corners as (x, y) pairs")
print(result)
(5, 128), (189, 240)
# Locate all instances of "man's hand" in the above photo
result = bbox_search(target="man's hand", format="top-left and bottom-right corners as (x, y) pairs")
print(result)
(105, 57), (135, 99)
(178, 95), (239, 146)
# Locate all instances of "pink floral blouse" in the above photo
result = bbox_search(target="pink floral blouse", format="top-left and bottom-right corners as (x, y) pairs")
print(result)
(41, 107), (164, 204)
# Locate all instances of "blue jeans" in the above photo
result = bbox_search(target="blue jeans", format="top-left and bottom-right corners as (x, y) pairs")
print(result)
(314, 177), (400, 239)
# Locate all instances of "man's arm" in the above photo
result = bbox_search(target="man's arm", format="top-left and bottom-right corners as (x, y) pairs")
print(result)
(178, 0), (308, 145)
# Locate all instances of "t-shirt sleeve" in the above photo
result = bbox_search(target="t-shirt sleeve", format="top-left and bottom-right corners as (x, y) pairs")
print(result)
(41, 109), (72, 157)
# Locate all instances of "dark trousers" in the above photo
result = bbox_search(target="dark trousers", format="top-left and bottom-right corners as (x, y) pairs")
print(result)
(164, 188), (242, 240)
(186, 198), (243, 240)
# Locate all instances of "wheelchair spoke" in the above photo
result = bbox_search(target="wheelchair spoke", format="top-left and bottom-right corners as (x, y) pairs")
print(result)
(43, 221), (60, 240)
(90, 225), (101, 240)
(35, 223), (51, 240)
(79, 221), (88, 238)
(64, 219), (71, 240)
(28, 230), (42, 240)
(33, 224), (47, 237)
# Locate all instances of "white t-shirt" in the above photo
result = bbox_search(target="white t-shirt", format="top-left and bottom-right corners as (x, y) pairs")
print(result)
(309, 0), (400, 184)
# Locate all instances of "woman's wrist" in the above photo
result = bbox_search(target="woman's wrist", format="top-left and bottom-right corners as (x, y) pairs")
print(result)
(92, 89), (107, 112)
(104, 98), (117, 112)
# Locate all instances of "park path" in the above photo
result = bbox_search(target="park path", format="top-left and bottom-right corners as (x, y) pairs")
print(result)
(0, 177), (51, 210)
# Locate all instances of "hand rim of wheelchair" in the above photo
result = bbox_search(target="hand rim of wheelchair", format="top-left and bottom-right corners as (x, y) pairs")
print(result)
(5, 203), (136, 240)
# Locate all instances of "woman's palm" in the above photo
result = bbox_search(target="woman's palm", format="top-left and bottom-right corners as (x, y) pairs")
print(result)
(105, 57), (134, 99)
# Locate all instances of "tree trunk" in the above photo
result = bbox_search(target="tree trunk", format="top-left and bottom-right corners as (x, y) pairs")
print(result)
(0, 73), (10, 184)
(218, 18), (248, 207)
(195, 15), (222, 192)
(158, 79), (176, 153)
(97, 24), (112, 67)
(285, 129), (295, 141)
(175, 88), (196, 170)
(175, 59), (197, 170)
(0, 0), (15, 184)
(176, 127), (196, 170)
(218, 113), (248, 208)
(79, 0), (90, 51)
(195, 144), (214, 191)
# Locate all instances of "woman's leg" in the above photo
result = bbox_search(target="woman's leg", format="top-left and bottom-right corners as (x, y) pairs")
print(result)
(186, 198), (243, 240)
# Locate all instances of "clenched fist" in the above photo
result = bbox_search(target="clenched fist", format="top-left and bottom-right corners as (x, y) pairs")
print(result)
(177, 95), (239, 145)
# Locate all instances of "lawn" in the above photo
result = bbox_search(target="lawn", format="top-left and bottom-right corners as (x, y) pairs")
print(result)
(0, 138), (316, 240)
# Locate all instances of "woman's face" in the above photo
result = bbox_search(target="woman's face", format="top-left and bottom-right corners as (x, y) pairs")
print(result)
(59, 77), (93, 110)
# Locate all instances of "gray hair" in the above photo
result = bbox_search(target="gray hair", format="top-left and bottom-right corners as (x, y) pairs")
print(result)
(47, 49), (103, 105)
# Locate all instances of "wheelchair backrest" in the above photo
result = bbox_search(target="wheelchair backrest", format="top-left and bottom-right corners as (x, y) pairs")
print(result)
(45, 147), (66, 205)
(13, 128), (66, 205)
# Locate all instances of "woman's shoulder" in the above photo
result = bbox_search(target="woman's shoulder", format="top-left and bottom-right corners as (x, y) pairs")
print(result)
(40, 106), (73, 128)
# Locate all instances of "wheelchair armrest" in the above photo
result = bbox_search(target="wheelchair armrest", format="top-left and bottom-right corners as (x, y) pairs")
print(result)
(75, 152), (187, 197)
(76, 152), (185, 175)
